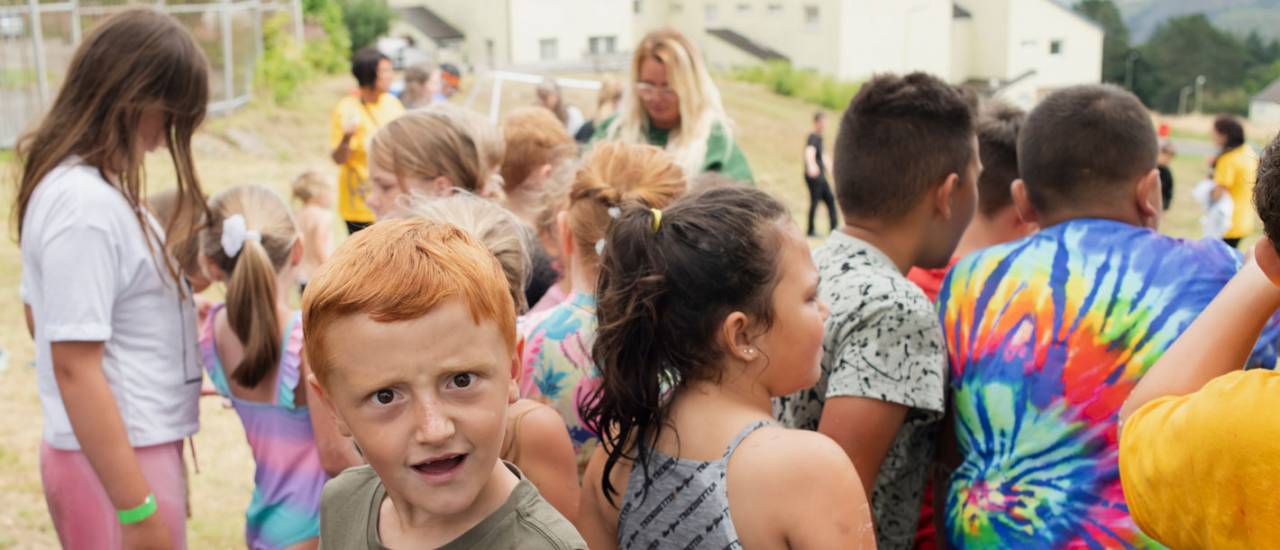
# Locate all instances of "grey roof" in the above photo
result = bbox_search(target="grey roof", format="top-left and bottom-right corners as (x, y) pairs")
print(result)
(706, 28), (789, 62)
(396, 5), (464, 43)
(953, 4), (972, 19)
(1257, 78), (1280, 104)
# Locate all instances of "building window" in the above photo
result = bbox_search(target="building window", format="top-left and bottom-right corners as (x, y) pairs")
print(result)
(634, 0), (641, 14)
(671, 2), (683, 14)
(767, 3), (782, 15)
(705, 3), (720, 25)
(540, 38), (558, 61)
(589, 36), (617, 55)
(737, 2), (750, 14)
(804, 5), (819, 31)
(1050, 39), (1064, 55)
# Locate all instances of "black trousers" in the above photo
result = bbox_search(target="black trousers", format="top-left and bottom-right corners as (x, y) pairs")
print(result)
(806, 176), (838, 236)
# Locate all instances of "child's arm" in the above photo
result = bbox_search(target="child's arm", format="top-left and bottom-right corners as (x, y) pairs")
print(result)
(818, 397), (907, 499)
(303, 210), (333, 268)
(1120, 239), (1280, 423)
(300, 357), (363, 476)
(575, 447), (621, 550)
(510, 402), (579, 523)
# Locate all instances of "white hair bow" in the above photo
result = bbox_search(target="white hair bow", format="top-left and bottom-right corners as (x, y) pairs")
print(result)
(221, 214), (261, 258)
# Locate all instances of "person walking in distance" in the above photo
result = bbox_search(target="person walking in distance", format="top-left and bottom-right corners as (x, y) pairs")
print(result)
(805, 112), (838, 236)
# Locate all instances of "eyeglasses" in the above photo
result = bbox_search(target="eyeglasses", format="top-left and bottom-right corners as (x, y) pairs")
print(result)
(635, 82), (677, 98)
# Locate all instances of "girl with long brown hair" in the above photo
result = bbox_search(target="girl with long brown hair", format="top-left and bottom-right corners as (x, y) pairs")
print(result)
(15, 9), (208, 549)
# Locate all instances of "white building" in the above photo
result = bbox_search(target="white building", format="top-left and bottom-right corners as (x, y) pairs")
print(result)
(390, 0), (1103, 106)
(1251, 79), (1280, 127)
(388, 0), (634, 69)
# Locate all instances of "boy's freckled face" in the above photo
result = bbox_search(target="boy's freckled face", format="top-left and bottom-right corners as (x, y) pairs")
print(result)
(322, 299), (517, 517)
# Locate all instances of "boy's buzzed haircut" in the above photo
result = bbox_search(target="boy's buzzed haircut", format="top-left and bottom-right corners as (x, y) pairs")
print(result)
(976, 102), (1025, 216)
(833, 72), (976, 220)
(1255, 134), (1280, 252)
(1018, 84), (1157, 213)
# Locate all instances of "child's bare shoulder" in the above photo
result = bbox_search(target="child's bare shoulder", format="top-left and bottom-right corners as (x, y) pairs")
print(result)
(512, 399), (570, 442)
(732, 426), (857, 487)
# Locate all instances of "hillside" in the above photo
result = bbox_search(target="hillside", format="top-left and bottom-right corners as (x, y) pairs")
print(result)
(1057, 0), (1280, 42)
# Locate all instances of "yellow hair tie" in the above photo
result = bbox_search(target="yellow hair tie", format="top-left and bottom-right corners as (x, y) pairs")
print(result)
(651, 208), (663, 233)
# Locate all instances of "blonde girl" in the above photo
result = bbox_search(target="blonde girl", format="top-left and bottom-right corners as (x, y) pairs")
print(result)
(363, 108), (487, 219)
(199, 185), (361, 550)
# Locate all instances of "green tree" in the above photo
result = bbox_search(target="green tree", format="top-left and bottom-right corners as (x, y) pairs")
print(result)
(1138, 15), (1250, 113)
(1074, 0), (1133, 86)
(339, 0), (393, 52)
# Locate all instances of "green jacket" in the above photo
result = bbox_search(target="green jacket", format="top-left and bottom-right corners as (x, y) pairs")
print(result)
(591, 115), (755, 184)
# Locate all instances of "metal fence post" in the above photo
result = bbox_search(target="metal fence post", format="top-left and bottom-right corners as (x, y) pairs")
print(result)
(70, 0), (82, 43)
(222, 0), (234, 103)
(292, 0), (303, 43)
(28, 0), (49, 106)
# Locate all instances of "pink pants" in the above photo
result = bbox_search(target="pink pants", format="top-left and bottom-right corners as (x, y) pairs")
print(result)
(40, 440), (187, 550)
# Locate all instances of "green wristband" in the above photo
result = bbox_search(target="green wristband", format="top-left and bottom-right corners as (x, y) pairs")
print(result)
(117, 494), (157, 525)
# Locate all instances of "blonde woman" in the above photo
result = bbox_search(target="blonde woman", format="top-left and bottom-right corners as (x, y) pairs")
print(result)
(593, 29), (753, 183)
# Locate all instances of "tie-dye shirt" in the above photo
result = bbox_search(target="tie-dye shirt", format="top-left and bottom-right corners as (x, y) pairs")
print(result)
(519, 292), (600, 468)
(938, 219), (1278, 549)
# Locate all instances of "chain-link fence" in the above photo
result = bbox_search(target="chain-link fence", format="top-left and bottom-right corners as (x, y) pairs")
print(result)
(1, 0), (302, 148)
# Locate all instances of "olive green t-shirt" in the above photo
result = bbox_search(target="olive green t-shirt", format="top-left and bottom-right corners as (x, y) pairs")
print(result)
(318, 462), (586, 550)
(591, 115), (755, 184)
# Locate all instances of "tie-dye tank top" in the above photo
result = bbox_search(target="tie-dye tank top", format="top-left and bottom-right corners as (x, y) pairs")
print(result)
(201, 304), (325, 550)
(937, 219), (1279, 548)
(518, 292), (600, 469)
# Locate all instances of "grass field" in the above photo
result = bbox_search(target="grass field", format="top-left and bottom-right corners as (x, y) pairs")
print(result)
(0, 73), (1257, 548)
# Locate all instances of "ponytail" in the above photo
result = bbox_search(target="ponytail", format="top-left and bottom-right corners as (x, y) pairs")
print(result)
(581, 186), (787, 505)
(226, 238), (282, 388)
(201, 185), (300, 389)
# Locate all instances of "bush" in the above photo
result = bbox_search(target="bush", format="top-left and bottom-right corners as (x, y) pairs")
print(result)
(257, 13), (313, 104)
(731, 61), (861, 111)
(339, 0), (393, 52)
(1201, 88), (1251, 116)
(304, 0), (351, 74)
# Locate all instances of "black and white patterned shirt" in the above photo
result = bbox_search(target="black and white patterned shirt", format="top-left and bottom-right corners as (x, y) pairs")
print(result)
(774, 231), (946, 550)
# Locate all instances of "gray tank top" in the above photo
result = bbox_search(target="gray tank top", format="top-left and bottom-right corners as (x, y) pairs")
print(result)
(616, 420), (772, 550)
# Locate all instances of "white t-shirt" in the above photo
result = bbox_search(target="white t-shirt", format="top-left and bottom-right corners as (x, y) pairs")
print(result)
(21, 157), (201, 450)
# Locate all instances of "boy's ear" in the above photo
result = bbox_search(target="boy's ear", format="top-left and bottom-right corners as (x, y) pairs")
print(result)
(308, 374), (353, 437)
(1010, 179), (1040, 226)
(934, 173), (960, 220)
(1135, 168), (1162, 229)
(507, 352), (520, 405)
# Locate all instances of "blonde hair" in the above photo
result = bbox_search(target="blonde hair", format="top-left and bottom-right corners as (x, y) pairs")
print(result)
(369, 108), (485, 197)
(605, 29), (733, 177)
(569, 142), (687, 263)
(423, 104), (507, 198)
(200, 185), (299, 388)
(291, 171), (330, 203)
(500, 107), (577, 194)
(595, 79), (624, 121)
(405, 193), (533, 314)
(303, 219), (516, 387)
(148, 189), (206, 281)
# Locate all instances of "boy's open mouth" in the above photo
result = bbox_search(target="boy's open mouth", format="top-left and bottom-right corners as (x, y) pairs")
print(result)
(411, 453), (467, 479)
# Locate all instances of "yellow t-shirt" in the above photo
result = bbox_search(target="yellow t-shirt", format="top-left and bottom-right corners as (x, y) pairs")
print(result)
(1215, 145), (1259, 239)
(1119, 369), (1280, 548)
(330, 93), (405, 223)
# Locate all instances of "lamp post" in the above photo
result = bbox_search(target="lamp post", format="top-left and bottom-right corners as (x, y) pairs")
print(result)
(1124, 50), (1140, 90)
(1178, 86), (1192, 115)
(1194, 75), (1207, 114)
